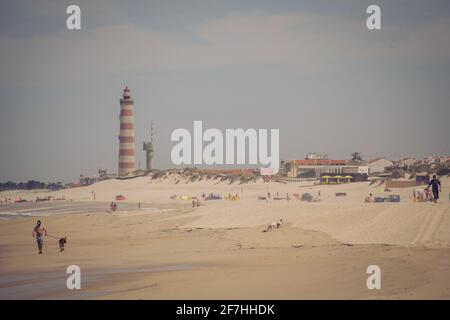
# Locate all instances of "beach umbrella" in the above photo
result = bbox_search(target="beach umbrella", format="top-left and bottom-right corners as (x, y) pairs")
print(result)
(334, 175), (343, 183)
(344, 175), (353, 183)
(321, 176), (331, 184)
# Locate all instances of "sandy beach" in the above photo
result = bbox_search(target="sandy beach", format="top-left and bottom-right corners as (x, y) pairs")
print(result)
(1, 176), (450, 299)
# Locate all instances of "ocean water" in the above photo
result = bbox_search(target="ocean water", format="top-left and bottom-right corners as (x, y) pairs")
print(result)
(0, 211), (51, 221)
(0, 201), (173, 221)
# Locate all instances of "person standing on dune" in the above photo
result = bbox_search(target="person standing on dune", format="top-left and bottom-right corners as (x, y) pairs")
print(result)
(32, 220), (47, 254)
(427, 175), (442, 204)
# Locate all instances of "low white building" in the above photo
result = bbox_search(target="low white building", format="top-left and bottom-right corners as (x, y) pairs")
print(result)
(316, 165), (369, 176)
(368, 158), (393, 175)
(305, 153), (328, 160)
(424, 156), (436, 164)
(398, 158), (418, 168)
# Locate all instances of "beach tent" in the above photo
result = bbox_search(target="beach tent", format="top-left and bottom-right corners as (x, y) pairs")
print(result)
(344, 175), (353, 183)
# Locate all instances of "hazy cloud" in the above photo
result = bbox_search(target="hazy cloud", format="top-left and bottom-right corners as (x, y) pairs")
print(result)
(1, 3), (449, 182)
(2, 11), (449, 88)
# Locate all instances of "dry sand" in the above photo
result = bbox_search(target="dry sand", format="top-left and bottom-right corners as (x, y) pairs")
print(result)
(1, 176), (450, 299)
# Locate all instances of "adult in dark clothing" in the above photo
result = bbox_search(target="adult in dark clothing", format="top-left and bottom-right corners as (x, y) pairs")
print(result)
(427, 175), (442, 203)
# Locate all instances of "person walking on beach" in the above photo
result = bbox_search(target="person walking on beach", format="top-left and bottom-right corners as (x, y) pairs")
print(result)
(110, 202), (117, 212)
(427, 175), (442, 204)
(32, 220), (47, 254)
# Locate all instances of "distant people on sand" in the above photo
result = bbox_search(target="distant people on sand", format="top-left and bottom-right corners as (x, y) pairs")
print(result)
(224, 193), (240, 201)
(427, 175), (442, 204)
(424, 188), (432, 201)
(32, 220), (47, 254)
(110, 202), (117, 212)
(412, 175), (441, 203)
(313, 193), (321, 202)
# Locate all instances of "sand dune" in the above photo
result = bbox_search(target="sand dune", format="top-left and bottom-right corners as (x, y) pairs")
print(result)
(0, 175), (449, 299)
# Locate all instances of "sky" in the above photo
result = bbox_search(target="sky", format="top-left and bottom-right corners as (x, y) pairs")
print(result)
(0, 0), (449, 182)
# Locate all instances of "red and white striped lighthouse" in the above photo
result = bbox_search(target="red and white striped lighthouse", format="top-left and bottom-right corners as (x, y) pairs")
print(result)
(118, 86), (136, 176)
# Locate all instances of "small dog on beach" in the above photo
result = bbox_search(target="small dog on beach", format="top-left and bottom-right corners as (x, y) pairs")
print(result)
(58, 237), (67, 252)
(263, 219), (283, 232)
(276, 219), (283, 228)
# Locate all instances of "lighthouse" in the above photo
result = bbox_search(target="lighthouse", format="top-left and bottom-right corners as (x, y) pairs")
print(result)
(118, 86), (136, 177)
